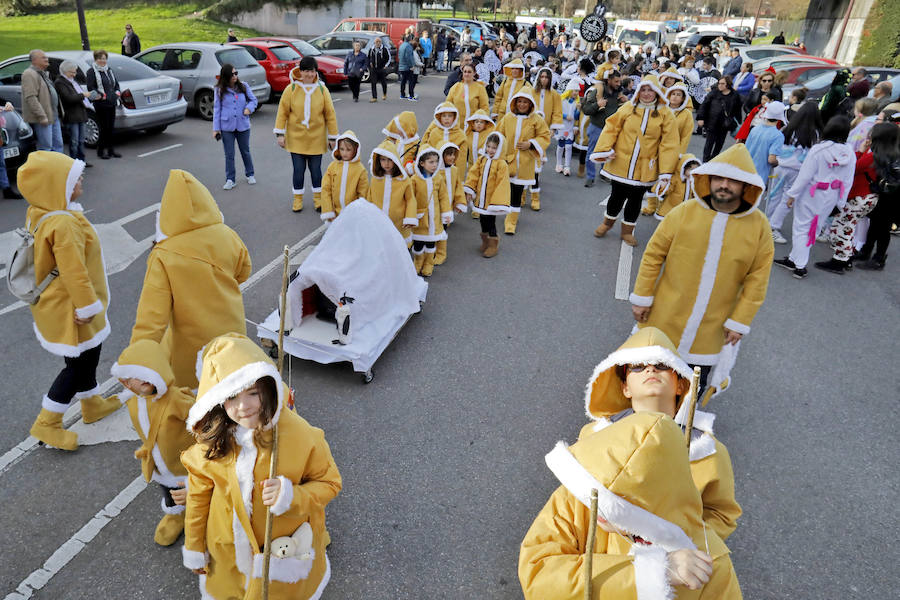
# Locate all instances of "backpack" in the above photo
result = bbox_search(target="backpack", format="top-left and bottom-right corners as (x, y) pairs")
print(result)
(6, 210), (73, 304)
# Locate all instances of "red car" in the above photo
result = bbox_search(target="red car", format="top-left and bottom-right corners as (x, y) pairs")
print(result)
(230, 40), (303, 92)
(782, 65), (839, 86)
(243, 37), (347, 87)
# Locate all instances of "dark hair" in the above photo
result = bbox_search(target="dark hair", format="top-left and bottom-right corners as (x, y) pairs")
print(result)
(607, 49), (621, 61)
(298, 56), (318, 72)
(93, 49), (108, 60)
(720, 75), (734, 91)
(372, 153), (401, 177)
(870, 122), (900, 180)
(193, 376), (278, 460)
(782, 100), (823, 148)
(417, 150), (439, 167)
(791, 87), (808, 103)
(535, 68), (553, 90)
(512, 93), (533, 115)
(822, 115), (851, 143)
(485, 133), (501, 147)
(215, 63), (247, 100)
(762, 90), (781, 102)
(744, 62), (753, 71)
(579, 58), (595, 76)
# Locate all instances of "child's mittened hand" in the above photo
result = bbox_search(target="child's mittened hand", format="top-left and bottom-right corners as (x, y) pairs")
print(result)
(171, 484), (187, 506)
(261, 478), (281, 506)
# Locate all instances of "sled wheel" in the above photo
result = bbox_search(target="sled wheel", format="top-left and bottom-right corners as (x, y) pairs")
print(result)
(362, 369), (374, 384)
(267, 345), (279, 360)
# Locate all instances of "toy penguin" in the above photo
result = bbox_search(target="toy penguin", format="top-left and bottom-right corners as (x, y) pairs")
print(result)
(493, 58), (531, 121)
(410, 145), (451, 277)
(421, 102), (468, 171)
(366, 140), (418, 247)
(382, 111), (420, 174)
(320, 130), (369, 222)
(463, 131), (511, 258)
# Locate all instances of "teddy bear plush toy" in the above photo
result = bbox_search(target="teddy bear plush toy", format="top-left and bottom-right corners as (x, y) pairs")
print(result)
(271, 521), (314, 560)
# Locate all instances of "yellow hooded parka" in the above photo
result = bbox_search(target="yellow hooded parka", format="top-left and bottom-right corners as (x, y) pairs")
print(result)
(274, 69), (339, 155)
(367, 140), (418, 245)
(320, 130), (369, 221)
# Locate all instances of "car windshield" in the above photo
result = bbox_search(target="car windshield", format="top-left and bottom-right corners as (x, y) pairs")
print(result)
(270, 45), (301, 61)
(618, 30), (656, 44)
(217, 48), (259, 69)
(107, 55), (160, 80)
(289, 40), (321, 56)
(805, 70), (838, 89)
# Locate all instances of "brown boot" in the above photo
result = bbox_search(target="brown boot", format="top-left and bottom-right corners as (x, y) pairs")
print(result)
(479, 232), (489, 253)
(154, 512), (185, 547)
(578, 162), (586, 178)
(30, 408), (78, 451)
(483, 235), (499, 258)
(531, 190), (541, 211)
(292, 193), (303, 212)
(620, 222), (638, 246)
(80, 394), (121, 424)
(434, 239), (447, 265)
(504, 211), (520, 235)
(421, 251), (435, 277)
(413, 252), (425, 274)
(594, 217), (616, 238)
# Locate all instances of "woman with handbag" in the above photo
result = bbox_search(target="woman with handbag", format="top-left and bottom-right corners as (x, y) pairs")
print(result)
(697, 76), (742, 162)
(85, 49), (121, 159)
(344, 41), (368, 103)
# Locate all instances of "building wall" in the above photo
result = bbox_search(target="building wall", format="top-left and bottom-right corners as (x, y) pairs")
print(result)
(801, 0), (877, 63)
(230, 0), (419, 38)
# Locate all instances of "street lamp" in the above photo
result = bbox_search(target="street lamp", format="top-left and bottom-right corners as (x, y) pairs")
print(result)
(75, 0), (91, 50)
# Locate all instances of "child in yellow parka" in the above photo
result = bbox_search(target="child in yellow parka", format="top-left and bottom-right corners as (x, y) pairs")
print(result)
(493, 58), (530, 121)
(643, 83), (695, 216)
(320, 131), (369, 222)
(367, 140), (418, 247)
(434, 141), (467, 265)
(410, 145), (451, 277)
(182, 333), (341, 600)
(653, 153), (701, 220)
(464, 132), (511, 258)
(464, 109), (496, 169)
(497, 87), (551, 235)
(579, 327), (741, 541)
(530, 67), (563, 211)
(382, 110), (420, 175)
(421, 102), (468, 172)
(111, 339), (196, 546)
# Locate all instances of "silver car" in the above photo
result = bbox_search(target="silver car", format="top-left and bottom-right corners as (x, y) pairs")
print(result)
(0, 51), (187, 147)
(133, 43), (271, 121)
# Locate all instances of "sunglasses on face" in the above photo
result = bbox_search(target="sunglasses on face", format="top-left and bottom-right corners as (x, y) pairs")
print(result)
(761, 78), (773, 83)
(625, 363), (675, 374)
(231, 71), (238, 76)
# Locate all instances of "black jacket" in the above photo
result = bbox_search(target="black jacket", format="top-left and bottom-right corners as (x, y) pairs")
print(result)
(698, 89), (743, 133)
(743, 85), (783, 116)
(368, 46), (391, 72)
(582, 83), (624, 129)
(53, 77), (87, 124)
(86, 69), (120, 108)
(444, 67), (463, 95)
(121, 33), (141, 57)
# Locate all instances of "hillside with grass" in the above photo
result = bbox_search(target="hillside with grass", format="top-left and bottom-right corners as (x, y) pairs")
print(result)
(0, 2), (267, 58)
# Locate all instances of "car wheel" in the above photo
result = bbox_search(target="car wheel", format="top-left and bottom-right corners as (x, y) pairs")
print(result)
(196, 91), (214, 121)
(84, 113), (100, 148)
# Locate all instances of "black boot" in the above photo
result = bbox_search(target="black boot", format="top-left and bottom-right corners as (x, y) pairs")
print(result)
(109, 149), (122, 158)
(98, 148), (110, 160)
(2, 187), (23, 199)
(813, 257), (848, 274)
(857, 255), (887, 270)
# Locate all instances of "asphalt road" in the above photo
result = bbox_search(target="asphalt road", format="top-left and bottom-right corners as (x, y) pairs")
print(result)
(0, 73), (897, 600)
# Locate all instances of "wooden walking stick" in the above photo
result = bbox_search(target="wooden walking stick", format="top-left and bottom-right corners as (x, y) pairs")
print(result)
(684, 366), (702, 447)
(262, 246), (290, 600)
(584, 488), (599, 600)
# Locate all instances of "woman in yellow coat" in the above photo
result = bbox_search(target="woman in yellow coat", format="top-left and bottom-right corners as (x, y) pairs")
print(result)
(410, 145), (451, 277)
(274, 57), (339, 212)
(382, 110), (420, 174)
(367, 140), (418, 247)
(497, 87), (551, 234)
(130, 170), (252, 389)
(111, 339), (196, 546)
(643, 84), (695, 216)
(464, 109), (496, 169)
(578, 327), (742, 541)
(421, 102), (468, 169)
(530, 67), (563, 211)
(519, 412), (742, 599)
(590, 74), (679, 246)
(446, 63), (490, 124)
(654, 153), (701, 220)
(18, 151), (118, 451)
(320, 130), (369, 222)
(182, 333), (341, 600)
(493, 58), (530, 120)
(463, 132), (510, 257)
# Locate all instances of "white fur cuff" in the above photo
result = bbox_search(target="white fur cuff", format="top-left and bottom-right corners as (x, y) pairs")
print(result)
(161, 497), (186, 515)
(631, 544), (674, 600)
(630, 293), (654, 307)
(270, 475), (294, 516)
(74, 300), (103, 319)
(463, 186), (476, 197)
(273, 128), (286, 135)
(455, 203), (468, 213)
(42, 394), (70, 414)
(723, 319), (750, 335)
(182, 547), (209, 569)
(402, 217), (419, 226)
(320, 212), (336, 221)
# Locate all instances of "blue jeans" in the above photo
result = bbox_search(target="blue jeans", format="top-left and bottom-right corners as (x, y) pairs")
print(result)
(290, 152), (322, 193)
(435, 51), (445, 71)
(66, 122), (85, 161)
(32, 120), (64, 152)
(0, 151), (9, 189)
(585, 123), (603, 180)
(222, 129), (254, 182)
(399, 70), (416, 97)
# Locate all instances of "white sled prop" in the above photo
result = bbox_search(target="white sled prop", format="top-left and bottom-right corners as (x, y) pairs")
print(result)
(258, 200), (427, 383)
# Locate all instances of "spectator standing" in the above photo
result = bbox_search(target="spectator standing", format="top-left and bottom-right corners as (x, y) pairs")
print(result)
(54, 60), (92, 167)
(854, 121), (900, 270)
(697, 76), (742, 161)
(818, 69), (850, 123)
(435, 29), (447, 73)
(443, 52), (472, 95)
(0, 103), (24, 198)
(872, 81), (893, 113)
(86, 49), (122, 159)
(344, 41), (368, 102)
(461, 26), (472, 46)
(419, 30), (432, 75)
(368, 37), (391, 102)
(226, 28), (239, 43)
(212, 63), (257, 190)
(445, 34), (457, 70)
(743, 68), (781, 116)
(121, 24), (141, 57)
(581, 69), (625, 188)
(398, 35), (416, 100)
(21, 50), (63, 153)
(772, 31), (786, 45)
(732, 61), (755, 97)
(722, 48), (742, 79)
(844, 67), (871, 112)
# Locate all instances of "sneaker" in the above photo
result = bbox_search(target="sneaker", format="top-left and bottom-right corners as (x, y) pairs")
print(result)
(771, 229), (787, 244)
(370, 98), (378, 103)
(564, 167), (571, 176)
(247, 175), (256, 185)
(399, 95), (408, 99)
(816, 233), (830, 243)
(408, 95), (419, 102)
(223, 180), (236, 190)
(773, 257), (796, 271)
(792, 267), (808, 279)
(584, 179), (594, 188)
(555, 165), (563, 173)
(382, 96), (388, 101)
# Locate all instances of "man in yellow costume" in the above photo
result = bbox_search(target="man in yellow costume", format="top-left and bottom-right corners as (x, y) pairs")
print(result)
(130, 170), (252, 388)
(630, 144), (774, 401)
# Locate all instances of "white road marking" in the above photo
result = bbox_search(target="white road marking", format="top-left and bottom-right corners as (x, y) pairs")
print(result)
(615, 241), (633, 301)
(137, 144), (182, 158)
(67, 405), (138, 446)
(4, 476), (147, 600)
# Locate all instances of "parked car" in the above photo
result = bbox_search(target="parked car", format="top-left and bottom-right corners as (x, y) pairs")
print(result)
(133, 43), (270, 121)
(683, 32), (749, 48)
(438, 18), (499, 45)
(782, 65), (840, 86)
(307, 31), (397, 82)
(0, 107), (35, 175)
(755, 26), (770, 37)
(242, 37), (347, 87)
(676, 24), (726, 44)
(0, 51), (186, 148)
(735, 44), (806, 63)
(782, 67), (900, 104)
(331, 17), (431, 49)
(750, 55), (838, 75)
(485, 20), (519, 42)
(664, 20), (681, 33)
(228, 40), (305, 94)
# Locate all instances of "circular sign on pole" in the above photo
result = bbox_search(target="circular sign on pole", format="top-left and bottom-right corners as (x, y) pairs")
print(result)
(580, 14), (608, 43)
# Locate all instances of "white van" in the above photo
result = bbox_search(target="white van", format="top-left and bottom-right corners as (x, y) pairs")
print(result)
(613, 20), (667, 53)
(675, 23), (726, 44)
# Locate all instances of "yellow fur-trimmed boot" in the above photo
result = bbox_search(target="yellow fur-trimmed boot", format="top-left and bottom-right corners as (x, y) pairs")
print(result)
(472, 209), (479, 219)
(594, 217), (616, 237)
(413, 251), (425, 274)
(531, 190), (541, 211)
(641, 195), (659, 216)
(421, 251), (435, 277)
(434, 239), (448, 265)
(483, 235), (499, 258)
(292, 193), (303, 212)
(313, 190), (322, 212)
(504, 210), (520, 235)
(620, 222), (638, 246)
(80, 394), (121, 424)
(154, 512), (185, 547)
(30, 407), (78, 451)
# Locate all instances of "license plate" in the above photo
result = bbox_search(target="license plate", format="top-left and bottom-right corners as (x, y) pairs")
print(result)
(3, 146), (19, 159)
(146, 93), (166, 105)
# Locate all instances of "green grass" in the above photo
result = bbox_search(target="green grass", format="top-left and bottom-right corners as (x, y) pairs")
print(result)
(0, 2), (266, 58)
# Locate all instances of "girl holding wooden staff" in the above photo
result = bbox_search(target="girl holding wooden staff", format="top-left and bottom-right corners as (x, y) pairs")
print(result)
(181, 333), (342, 600)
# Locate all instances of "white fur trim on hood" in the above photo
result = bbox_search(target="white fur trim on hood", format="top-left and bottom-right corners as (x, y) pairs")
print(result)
(370, 146), (408, 180)
(631, 78), (668, 106)
(331, 131), (361, 162)
(65, 159), (86, 204)
(666, 84), (690, 111)
(186, 361), (284, 430)
(110, 362), (168, 401)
